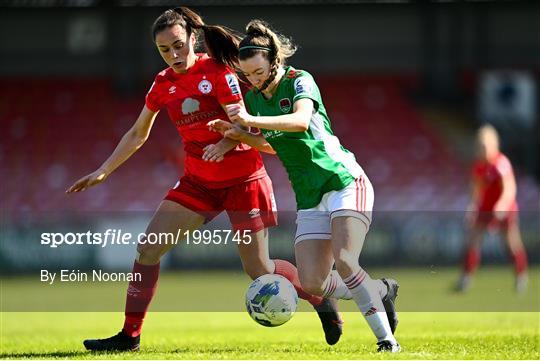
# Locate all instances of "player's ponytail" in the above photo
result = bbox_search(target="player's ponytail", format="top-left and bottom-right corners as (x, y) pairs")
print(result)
(239, 20), (297, 93)
(177, 7), (240, 69)
(199, 25), (240, 69)
(152, 7), (240, 69)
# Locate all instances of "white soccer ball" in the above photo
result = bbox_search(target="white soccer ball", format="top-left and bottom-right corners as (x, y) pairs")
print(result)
(245, 274), (298, 327)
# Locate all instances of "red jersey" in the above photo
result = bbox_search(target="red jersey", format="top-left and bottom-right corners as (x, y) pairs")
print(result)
(472, 152), (517, 211)
(145, 54), (266, 188)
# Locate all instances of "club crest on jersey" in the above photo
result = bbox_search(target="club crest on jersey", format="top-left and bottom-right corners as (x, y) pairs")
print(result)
(198, 79), (213, 94)
(168, 86), (176, 94)
(225, 74), (240, 95)
(182, 98), (200, 115)
(279, 98), (291, 113)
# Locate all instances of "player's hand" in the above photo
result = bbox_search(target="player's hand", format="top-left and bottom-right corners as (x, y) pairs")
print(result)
(225, 104), (252, 127)
(202, 144), (225, 162)
(223, 127), (246, 141)
(207, 119), (233, 134)
(66, 169), (108, 193)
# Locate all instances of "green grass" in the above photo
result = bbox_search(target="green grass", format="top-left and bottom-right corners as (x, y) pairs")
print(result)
(1, 267), (539, 359)
(2, 267), (538, 312)
(1, 312), (538, 359)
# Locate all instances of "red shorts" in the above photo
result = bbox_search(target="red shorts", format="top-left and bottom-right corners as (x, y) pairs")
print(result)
(475, 203), (519, 230)
(165, 175), (278, 232)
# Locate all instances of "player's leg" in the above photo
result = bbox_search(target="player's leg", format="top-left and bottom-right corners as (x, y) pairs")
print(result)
(123, 200), (206, 332)
(238, 228), (343, 346)
(294, 237), (344, 345)
(501, 215), (528, 293)
(226, 176), (324, 305)
(236, 228), (323, 305)
(328, 176), (399, 352)
(456, 222), (485, 292)
(331, 215), (399, 352)
(84, 177), (216, 351)
(295, 238), (334, 296)
(83, 200), (205, 351)
(227, 176), (339, 344)
(236, 227), (275, 278)
(225, 176), (275, 281)
(294, 222), (352, 301)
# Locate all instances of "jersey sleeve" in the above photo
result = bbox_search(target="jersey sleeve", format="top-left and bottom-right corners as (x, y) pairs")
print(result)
(291, 72), (321, 111)
(215, 68), (243, 105)
(495, 155), (513, 177)
(145, 77), (164, 112)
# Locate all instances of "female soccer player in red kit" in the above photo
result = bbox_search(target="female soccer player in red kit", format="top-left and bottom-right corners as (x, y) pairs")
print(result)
(456, 124), (529, 293)
(66, 7), (340, 351)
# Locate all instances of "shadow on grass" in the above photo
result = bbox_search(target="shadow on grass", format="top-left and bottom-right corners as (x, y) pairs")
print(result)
(0, 350), (153, 359)
(0, 347), (248, 359)
(0, 351), (89, 359)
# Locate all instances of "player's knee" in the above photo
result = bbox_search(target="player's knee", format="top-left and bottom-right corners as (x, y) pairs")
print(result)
(136, 243), (163, 265)
(300, 280), (325, 296)
(243, 261), (274, 280)
(334, 249), (358, 276)
(298, 274), (325, 296)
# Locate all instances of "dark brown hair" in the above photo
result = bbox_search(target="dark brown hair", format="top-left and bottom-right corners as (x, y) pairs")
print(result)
(151, 7), (240, 68)
(238, 20), (297, 92)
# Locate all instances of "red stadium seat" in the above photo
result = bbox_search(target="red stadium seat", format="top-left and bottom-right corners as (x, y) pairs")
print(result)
(2, 77), (537, 213)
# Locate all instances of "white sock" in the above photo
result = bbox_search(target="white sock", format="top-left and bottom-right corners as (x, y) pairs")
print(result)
(322, 270), (352, 300)
(344, 268), (396, 343)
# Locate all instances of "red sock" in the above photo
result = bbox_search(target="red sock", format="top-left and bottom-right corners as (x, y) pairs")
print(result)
(463, 247), (480, 274)
(510, 249), (528, 274)
(123, 261), (160, 337)
(273, 259), (323, 307)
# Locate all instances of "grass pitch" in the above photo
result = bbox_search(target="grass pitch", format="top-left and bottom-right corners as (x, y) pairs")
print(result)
(1, 267), (538, 359)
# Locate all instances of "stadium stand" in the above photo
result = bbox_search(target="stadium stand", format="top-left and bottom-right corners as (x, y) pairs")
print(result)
(1, 77), (537, 213)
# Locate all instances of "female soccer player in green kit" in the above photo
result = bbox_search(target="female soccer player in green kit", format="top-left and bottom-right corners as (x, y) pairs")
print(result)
(208, 20), (401, 352)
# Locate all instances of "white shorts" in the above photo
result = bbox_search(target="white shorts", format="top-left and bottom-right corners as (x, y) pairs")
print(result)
(294, 175), (374, 244)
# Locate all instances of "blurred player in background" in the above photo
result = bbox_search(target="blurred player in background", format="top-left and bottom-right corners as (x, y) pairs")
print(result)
(456, 124), (529, 293)
(67, 7), (339, 351)
(209, 20), (400, 353)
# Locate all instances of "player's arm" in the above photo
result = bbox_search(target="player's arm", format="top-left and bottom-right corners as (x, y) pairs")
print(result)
(207, 120), (275, 155)
(494, 169), (517, 212)
(225, 99), (313, 132)
(66, 105), (158, 193)
(202, 137), (240, 162)
(201, 101), (245, 162)
(226, 127), (276, 155)
(208, 101), (246, 154)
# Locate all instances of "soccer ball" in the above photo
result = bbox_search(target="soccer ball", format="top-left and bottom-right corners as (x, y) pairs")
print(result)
(245, 274), (298, 327)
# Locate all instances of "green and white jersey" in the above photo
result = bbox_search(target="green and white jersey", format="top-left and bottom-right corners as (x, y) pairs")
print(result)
(244, 66), (364, 210)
